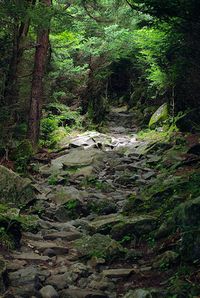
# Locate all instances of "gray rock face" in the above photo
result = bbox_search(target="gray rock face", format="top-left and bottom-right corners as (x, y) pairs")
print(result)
(0, 165), (36, 206)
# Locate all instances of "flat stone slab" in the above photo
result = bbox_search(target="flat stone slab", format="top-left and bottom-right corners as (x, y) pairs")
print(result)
(90, 214), (123, 231)
(43, 231), (82, 241)
(102, 268), (137, 278)
(11, 252), (49, 262)
(51, 148), (103, 168)
(60, 288), (108, 298)
(26, 240), (69, 255)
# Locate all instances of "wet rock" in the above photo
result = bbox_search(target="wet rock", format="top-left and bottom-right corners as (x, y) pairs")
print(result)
(0, 165), (36, 206)
(39, 285), (59, 298)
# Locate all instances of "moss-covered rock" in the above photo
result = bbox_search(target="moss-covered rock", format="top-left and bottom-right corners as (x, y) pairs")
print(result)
(110, 215), (157, 240)
(74, 233), (123, 260)
(0, 165), (36, 207)
(149, 103), (168, 129)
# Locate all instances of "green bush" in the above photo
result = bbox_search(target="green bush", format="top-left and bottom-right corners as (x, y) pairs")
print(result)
(40, 103), (83, 148)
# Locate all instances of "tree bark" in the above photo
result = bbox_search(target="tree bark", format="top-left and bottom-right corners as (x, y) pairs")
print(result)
(27, 0), (52, 148)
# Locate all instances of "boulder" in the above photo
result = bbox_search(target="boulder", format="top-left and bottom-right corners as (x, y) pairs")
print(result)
(39, 285), (59, 298)
(0, 165), (36, 206)
(149, 103), (168, 129)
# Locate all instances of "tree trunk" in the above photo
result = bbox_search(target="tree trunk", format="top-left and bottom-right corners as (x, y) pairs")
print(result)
(27, 0), (52, 148)
(4, 0), (36, 106)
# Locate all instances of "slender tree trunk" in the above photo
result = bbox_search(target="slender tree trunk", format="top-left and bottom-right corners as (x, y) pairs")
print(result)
(27, 0), (52, 147)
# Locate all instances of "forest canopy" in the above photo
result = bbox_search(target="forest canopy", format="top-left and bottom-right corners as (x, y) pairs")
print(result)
(0, 0), (200, 150)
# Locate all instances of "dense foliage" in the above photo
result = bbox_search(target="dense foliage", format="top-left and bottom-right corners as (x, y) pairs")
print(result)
(0, 0), (200, 150)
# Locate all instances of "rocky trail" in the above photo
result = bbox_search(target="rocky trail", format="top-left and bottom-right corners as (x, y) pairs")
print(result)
(1, 107), (200, 298)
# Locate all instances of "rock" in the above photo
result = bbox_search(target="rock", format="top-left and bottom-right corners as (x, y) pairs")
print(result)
(0, 165), (36, 206)
(102, 268), (136, 278)
(11, 252), (50, 262)
(9, 266), (39, 287)
(43, 230), (82, 241)
(173, 197), (200, 227)
(46, 263), (89, 290)
(0, 258), (7, 294)
(55, 200), (88, 222)
(39, 285), (59, 298)
(176, 108), (200, 132)
(5, 285), (38, 297)
(45, 273), (71, 290)
(88, 200), (117, 215)
(152, 251), (179, 269)
(90, 214), (123, 233)
(149, 103), (168, 129)
(74, 233), (123, 260)
(60, 288), (108, 298)
(48, 186), (82, 205)
(187, 144), (200, 156)
(26, 240), (69, 255)
(123, 289), (153, 298)
(88, 276), (115, 292)
(6, 259), (27, 271)
(51, 148), (103, 168)
(71, 166), (95, 178)
(111, 215), (157, 240)
(43, 249), (57, 257)
(172, 198), (200, 260)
